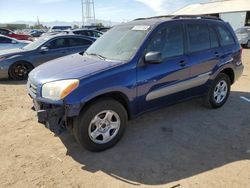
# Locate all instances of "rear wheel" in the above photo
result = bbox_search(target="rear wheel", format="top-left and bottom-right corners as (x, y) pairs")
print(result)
(9, 62), (33, 80)
(73, 98), (128, 152)
(204, 73), (231, 108)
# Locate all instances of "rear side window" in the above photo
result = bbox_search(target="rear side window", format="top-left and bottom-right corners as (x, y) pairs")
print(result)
(216, 25), (235, 46)
(209, 26), (219, 48)
(68, 38), (92, 46)
(147, 24), (184, 59)
(187, 24), (210, 53)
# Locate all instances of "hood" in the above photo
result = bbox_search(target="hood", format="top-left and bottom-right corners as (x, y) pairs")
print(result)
(29, 53), (123, 85)
(0, 48), (28, 56)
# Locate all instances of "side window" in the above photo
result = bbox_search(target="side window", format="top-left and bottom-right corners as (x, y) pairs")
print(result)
(0, 36), (12, 43)
(45, 38), (68, 49)
(93, 31), (102, 37)
(187, 24), (210, 53)
(0, 29), (9, 35)
(216, 25), (235, 46)
(147, 24), (184, 59)
(209, 26), (219, 48)
(68, 38), (92, 47)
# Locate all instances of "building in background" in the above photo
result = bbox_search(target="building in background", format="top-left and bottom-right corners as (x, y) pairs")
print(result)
(172, 0), (250, 30)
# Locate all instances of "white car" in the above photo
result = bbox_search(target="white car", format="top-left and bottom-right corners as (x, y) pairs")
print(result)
(0, 35), (31, 50)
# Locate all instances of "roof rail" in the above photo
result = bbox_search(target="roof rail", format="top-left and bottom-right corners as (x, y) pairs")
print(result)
(173, 15), (223, 21)
(134, 15), (173, 21)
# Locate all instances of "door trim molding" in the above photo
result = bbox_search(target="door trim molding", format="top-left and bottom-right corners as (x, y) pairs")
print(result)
(146, 71), (211, 101)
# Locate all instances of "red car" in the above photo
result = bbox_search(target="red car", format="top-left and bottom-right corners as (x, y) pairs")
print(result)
(0, 28), (32, 41)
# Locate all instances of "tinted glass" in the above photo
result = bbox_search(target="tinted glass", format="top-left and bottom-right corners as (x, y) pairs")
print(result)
(216, 25), (235, 46)
(68, 38), (92, 46)
(0, 29), (9, 35)
(147, 24), (184, 59)
(0, 36), (12, 43)
(209, 26), (219, 48)
(93, 31), (102, 37)
(187, 24), (210, 53)
(45, 38), (68, 49)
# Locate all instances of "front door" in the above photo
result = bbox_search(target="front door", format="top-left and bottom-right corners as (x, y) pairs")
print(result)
(136, 22), (190, 113)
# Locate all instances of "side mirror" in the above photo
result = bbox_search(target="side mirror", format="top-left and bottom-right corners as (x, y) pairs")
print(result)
(145, 52), (162, 64)
(40, 46), (49, 53)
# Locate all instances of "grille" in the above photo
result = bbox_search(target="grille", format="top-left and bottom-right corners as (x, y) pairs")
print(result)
(28, 80), (38, 96)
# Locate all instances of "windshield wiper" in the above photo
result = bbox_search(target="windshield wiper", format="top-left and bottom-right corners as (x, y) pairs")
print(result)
(85, 52), (107, 60)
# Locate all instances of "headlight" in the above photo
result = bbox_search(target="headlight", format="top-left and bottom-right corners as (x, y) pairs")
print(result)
(42, 79), (79, 100)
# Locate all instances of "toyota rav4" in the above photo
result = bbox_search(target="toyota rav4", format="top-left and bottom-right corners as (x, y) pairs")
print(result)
(27, 16), (244, 152)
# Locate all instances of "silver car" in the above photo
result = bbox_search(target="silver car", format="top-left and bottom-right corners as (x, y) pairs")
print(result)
(236, 27), (250, 48)
(0, 35), (31, 50)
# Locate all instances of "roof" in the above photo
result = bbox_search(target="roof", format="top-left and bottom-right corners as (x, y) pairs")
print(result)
(173, 0), (250, 15)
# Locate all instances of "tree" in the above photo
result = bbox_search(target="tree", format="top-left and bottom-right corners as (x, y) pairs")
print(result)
(73, 24), (79, 29)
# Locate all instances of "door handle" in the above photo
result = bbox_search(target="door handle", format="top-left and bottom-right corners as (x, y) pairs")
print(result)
(214, 52), (221, 58)
(179, 60), (186, 67)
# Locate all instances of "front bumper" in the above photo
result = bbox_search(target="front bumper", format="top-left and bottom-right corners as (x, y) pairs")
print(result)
(0, 63), (9, 79)
(32, 100), (66, 134)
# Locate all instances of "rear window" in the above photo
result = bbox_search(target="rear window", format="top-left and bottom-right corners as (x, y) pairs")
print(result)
(187, 24), (210, 53)
(216, 25), (235, 46)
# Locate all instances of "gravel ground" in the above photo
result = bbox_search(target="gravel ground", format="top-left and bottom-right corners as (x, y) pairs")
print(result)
(0, 50), (249, 188)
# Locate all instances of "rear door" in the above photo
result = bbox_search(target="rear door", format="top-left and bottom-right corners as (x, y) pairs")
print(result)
(185, 21), (221, 94)
(214, 23), (237, 66)
(137, 22), (190, 112)
(68, 37), (93, 53)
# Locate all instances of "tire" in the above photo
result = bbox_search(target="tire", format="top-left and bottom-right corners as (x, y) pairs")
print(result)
(73, 98), (128, 152)
(204, 73), (231, 108)
(9, 61), (33, 80)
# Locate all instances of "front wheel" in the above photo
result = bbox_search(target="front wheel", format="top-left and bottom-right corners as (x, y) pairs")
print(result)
(204, 73), (231, 108)
(73, 98), (128, 152)
(9, 62), (33, 80)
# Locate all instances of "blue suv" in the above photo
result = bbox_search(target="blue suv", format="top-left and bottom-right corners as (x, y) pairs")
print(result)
(27, 16), (244, 151)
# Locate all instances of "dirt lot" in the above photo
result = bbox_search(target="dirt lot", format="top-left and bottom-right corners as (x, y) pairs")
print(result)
(0, 50), (250, 188)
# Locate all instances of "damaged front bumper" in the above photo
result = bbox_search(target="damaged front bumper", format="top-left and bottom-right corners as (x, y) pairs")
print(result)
(32, 100), (66, 134)
(27, 80), (82, 134)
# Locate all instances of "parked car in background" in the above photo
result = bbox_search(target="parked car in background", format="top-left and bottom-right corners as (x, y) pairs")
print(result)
(29, 30), (45, 37)
(96, 27), (111, 32)
(236, 26), (250, 48)
(0, 34), (31, 50)
(50, 26), (72, 32)
(27, 16), (243, 152)
(0, 28), (32, 41)
(72, 29), (103, 38)
(0, 35), (95, 80)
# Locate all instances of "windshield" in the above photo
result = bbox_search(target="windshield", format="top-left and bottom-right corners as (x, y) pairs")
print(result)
(236, 28), (250, 34)
(22, 37), (48, 50)
(85, 25), (151, 62)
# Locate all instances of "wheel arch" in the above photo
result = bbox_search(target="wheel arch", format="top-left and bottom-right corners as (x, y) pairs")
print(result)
(220, 68), (235, 85)
(81, 91), (131, 119)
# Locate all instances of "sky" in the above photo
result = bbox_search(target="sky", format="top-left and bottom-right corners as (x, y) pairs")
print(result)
(0, 0), (208, 23)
